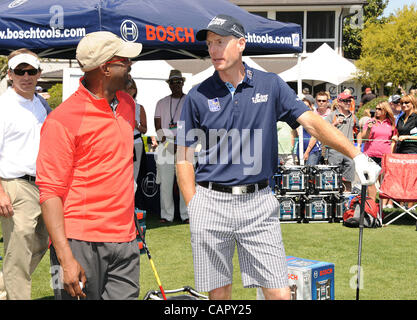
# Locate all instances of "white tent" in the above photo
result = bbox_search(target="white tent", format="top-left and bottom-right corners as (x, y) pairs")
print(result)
(190, 57), (267, 86)
(278, 43), (358, 166)
(279, 43), (357, 87)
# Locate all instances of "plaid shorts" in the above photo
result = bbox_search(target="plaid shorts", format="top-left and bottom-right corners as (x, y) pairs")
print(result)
(188, 185), (289, 293)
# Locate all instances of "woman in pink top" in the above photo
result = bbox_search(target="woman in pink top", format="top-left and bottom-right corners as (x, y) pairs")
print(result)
(360, 101), (396, 205)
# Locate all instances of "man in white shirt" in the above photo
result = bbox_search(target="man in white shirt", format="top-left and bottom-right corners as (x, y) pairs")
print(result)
(154, 70), (188, 223)
(0, 49), (50, 300)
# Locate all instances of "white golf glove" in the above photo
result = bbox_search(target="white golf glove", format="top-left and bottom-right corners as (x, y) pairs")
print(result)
(353, 153), (381, 185)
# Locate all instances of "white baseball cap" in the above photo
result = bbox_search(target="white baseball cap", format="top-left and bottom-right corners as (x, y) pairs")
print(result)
(8, 53), (40, 70)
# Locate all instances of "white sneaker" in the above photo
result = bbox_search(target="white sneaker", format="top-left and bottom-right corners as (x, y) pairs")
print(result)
(0, 291), (6, 300)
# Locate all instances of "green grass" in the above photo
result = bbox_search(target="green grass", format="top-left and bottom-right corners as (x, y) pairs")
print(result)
(1, 209), (416, 300)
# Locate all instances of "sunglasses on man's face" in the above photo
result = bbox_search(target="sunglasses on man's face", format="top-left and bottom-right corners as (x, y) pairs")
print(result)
(105, 57), (131, 65)
(12, 68), (39, 76)
(317, 99), (328, 103)
(169, 79), (184, 85)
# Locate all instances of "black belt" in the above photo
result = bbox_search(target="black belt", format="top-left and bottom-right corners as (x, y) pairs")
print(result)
(134, 133), (142, 140)
(197, 180), (269, 194)
(19, 175), (36, 183)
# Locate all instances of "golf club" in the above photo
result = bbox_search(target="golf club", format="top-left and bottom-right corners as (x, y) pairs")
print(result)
(356, 181), (367, 300)
(134, 211), (167, 300)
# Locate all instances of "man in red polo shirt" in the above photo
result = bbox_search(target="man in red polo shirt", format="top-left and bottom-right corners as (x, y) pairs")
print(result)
(36, 31), (142, 300)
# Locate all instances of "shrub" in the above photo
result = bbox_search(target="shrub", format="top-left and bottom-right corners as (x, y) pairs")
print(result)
(47, 83), (63, 109)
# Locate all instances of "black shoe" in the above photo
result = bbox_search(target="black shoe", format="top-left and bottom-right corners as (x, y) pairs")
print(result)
(159, 218), (169, 223)
(182, 219), (189, 224)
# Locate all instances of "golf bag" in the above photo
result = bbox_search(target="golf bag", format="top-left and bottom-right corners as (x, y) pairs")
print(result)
(343, 195), (381, 228)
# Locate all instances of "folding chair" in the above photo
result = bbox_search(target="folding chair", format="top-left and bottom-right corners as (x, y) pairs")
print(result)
(379, 153), (417, 227)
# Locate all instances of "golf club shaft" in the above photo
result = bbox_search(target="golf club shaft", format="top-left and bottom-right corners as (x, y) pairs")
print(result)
(134, 212), (168, 300)
(148, 258), (167, 300)
(356, 184), (367, 300)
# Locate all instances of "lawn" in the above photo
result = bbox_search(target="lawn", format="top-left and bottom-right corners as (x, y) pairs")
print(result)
(1, 209), (416, 300)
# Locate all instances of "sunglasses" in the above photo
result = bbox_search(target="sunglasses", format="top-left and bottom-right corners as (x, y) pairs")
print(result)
(317, 99), (328, 103)
(12, 68), (39, 76)
(105, 57), (130, 65)
(169, 79), (184, 84)
(401, 101), (411, 105)
(339, 99), (351, 103)
(375, 107), (383, 111)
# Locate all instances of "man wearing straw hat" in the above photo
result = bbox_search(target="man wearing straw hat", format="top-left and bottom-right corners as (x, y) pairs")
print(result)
(36, 31), (142, 300)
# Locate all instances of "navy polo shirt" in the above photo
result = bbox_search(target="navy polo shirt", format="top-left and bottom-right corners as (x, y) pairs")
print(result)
(177, 63), (309, 185)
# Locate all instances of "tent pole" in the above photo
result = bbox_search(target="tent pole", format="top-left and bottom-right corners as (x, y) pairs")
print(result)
(297, 53), (302, 96)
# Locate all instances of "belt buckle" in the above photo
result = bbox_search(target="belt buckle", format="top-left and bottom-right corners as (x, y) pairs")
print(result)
(232, 185), (247, 195)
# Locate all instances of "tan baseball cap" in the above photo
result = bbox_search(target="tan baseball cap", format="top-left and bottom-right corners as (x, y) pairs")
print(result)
(76, 31), (143, 72)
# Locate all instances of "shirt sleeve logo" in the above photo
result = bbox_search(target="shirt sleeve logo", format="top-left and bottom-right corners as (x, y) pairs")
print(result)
(252, 93), (268, 104)
(208, 98), (221, 112)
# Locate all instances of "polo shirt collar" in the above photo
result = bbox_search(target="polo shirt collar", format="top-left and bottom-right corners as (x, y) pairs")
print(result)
(7, 87), (35, 103)
(335, 108), (352, 118)
(376, 118), (391, 124)
(78, 77), (120, 112)
(212, 62), (255, 89)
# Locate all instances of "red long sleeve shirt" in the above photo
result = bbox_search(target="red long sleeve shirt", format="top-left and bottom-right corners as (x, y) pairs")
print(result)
(36, 80), (136, 242)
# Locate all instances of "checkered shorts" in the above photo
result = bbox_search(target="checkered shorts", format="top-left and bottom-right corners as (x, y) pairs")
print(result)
(187, 185), (289, 293)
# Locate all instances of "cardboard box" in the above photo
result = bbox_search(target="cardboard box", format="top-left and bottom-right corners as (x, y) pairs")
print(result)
(257, 256), (335, 300)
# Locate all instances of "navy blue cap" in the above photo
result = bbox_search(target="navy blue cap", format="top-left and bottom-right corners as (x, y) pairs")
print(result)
(196, 14), (245, 41)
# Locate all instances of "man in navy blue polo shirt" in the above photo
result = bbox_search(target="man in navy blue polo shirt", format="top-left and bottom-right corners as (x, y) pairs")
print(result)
(176, 14), (381, 300)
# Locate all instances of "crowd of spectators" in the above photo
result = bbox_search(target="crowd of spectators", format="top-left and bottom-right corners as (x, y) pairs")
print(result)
(277, 86), (417, 204)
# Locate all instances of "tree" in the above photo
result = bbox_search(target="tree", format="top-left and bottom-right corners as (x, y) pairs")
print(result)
(355, 5), (417, 93)
(343, 0), (388, 60)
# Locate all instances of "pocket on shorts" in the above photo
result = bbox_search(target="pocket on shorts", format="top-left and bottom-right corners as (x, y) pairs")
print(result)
(265, 189), (280, 217)
(187, 190), (198, 211)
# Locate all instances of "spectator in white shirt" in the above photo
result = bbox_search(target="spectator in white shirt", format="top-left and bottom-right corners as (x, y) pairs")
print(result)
(0, 49), (51, 300)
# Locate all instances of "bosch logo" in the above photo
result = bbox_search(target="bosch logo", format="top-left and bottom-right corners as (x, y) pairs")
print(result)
(8, 0), (28, 8)
(288, 273), (298, 281)
(320, 268), (333, 276)
(141, 172), (158, 198)
(120, 20), (139, 42)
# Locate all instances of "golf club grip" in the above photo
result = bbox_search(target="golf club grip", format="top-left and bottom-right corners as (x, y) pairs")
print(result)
(358, 184), (367, 228)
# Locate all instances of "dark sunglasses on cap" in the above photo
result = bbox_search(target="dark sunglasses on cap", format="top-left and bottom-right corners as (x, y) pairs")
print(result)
(12, 68), (39, 76)
(339, 99), (351, 103)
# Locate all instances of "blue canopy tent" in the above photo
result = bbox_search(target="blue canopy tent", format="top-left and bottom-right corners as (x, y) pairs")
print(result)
(0, 0), (302, 59)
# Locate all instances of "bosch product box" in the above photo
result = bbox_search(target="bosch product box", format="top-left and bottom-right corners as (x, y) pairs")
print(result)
(275, 195), (301, 221)
(257, 256), (335, 300)
(277, 165), (308, 193)
(309, 165), (342, 194)
(304, 195), (332, 221)
(334, 193), (357, 220)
